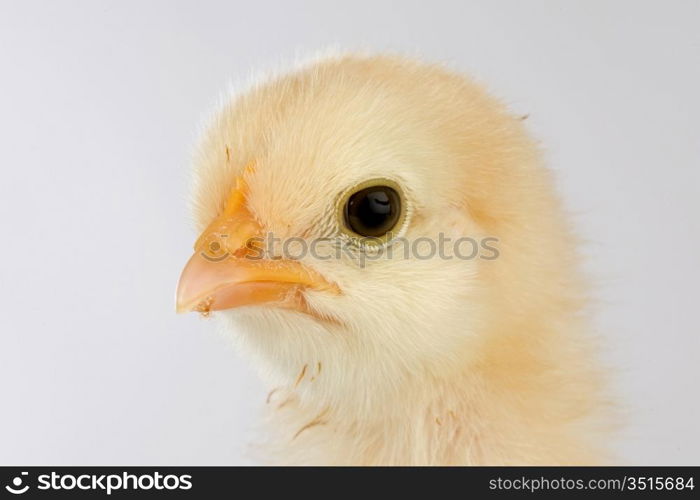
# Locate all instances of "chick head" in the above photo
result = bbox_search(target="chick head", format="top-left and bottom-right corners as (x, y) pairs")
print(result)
(177, 55), (561, 413)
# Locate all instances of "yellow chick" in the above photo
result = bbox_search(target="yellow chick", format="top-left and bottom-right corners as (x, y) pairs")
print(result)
(176, 54), (608, 465)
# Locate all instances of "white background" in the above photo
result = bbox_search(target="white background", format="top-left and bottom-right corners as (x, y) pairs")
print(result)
(0, 1), (698, 465)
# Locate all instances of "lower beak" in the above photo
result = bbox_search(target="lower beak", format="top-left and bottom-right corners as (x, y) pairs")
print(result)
(176, 252), (338, 314)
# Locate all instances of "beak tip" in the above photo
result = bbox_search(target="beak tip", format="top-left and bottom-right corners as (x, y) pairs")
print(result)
(175, 289), (196, 314)
(175, 284), (191, 314)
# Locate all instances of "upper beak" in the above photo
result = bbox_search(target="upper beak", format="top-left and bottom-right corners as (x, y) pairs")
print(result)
(176, 170), (338, 315)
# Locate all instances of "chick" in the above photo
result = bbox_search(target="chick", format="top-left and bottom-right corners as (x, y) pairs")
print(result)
(176, 54), (608, 465)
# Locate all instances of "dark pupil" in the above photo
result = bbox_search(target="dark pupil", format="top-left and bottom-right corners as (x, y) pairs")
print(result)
(345, 185), (400, 237)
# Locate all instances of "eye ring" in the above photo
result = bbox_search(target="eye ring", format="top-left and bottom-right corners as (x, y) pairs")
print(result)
(337, 178), (407, 245)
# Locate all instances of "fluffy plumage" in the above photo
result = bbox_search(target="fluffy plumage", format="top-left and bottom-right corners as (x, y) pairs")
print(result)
(185, 53), (609, 465)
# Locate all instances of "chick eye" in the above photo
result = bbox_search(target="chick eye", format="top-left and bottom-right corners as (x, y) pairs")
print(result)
(343, 182), (403, 238)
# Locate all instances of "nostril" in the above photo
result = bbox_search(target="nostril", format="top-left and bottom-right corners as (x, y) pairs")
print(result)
(232, 247), (250, 259)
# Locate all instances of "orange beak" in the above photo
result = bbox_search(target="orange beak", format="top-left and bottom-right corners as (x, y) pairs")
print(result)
(176, 169), (339, 315)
